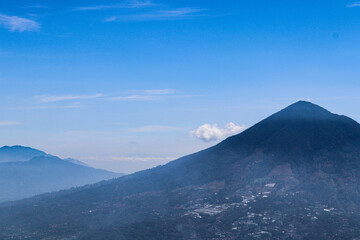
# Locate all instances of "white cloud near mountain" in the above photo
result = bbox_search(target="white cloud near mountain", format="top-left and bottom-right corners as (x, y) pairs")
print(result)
(191, 122), (246, 142)
(0, 14), (39, 32)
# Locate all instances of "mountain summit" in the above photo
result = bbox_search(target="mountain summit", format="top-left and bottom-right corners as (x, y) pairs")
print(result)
(1, 102), (360, 239)
(219, 101), (360, 164)
(271, 100), (334, 119)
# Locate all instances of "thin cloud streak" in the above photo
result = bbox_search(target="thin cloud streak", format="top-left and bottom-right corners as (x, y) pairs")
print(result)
(85, 156), (175, 162)
(0, 14), (40, 32)
(347, 2), (360, 7)
(24, 5), (50, 9)
(0, 121), (22, 126)
(110, 94), (203, 101)
(106, 7), (206, 22)
(9, 103), (84, 111)
(36, 93), (103, 103)
(110, 95), (155, 101)
(75, 1), (156, 11)
(128, 125), (181, 133)
(110, 89), (176, 101)
(143, 89), (175, 95)
(109, 156), (175, 162)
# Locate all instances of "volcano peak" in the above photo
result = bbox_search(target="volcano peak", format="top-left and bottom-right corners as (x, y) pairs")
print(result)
(270, 101), (333, 120)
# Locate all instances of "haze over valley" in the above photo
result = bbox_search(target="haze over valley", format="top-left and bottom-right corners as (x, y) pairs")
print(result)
(0, 145), (123, 202)
(1, 0), (360, 239)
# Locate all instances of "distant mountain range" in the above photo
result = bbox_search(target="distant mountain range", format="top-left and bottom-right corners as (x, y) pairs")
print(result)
(0, 145), (46, 163)
(0, 146), (123, 202)
(1, 101), (360, 239)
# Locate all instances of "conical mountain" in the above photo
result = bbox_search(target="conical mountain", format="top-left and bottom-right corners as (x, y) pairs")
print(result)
(160, 101), (360, 185)
(1, 101), (360, 239)
(220, 101), (360, 157)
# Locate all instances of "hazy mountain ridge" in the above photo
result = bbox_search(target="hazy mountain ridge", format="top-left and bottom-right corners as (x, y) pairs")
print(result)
(0, 146), (124, 202)
(2, 101), (360, 239)
(0, 145), (46, 163)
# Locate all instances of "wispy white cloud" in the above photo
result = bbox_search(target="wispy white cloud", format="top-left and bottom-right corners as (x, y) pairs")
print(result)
(143, 89), (175, 95)
(110, 94), (154, 101)
(106, 7), (206, 22)
(36, 93), (103, 103)
(159, 8), (205, 17)
(82, 155), (176, 173)
(0, 14), (40, 32)
(128, 125), (181, 133)
(297, 97), (311, 102)
(0, 121), (22, 126)
(85, 156), (175, 162)
(106, 16), (118, 22)
(347, 2), (360, 7)
(110, 89), (175, 101)
(75, 1), (156, 11)
(24, 5), (49, 9)
(10, 103), (84, 110)
(191, 122), (246, 142)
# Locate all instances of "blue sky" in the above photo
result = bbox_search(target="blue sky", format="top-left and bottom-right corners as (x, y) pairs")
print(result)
(1, 0), (360, 173)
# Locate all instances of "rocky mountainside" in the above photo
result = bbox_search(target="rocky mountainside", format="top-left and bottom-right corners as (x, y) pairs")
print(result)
(1, 101), (360, 239)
